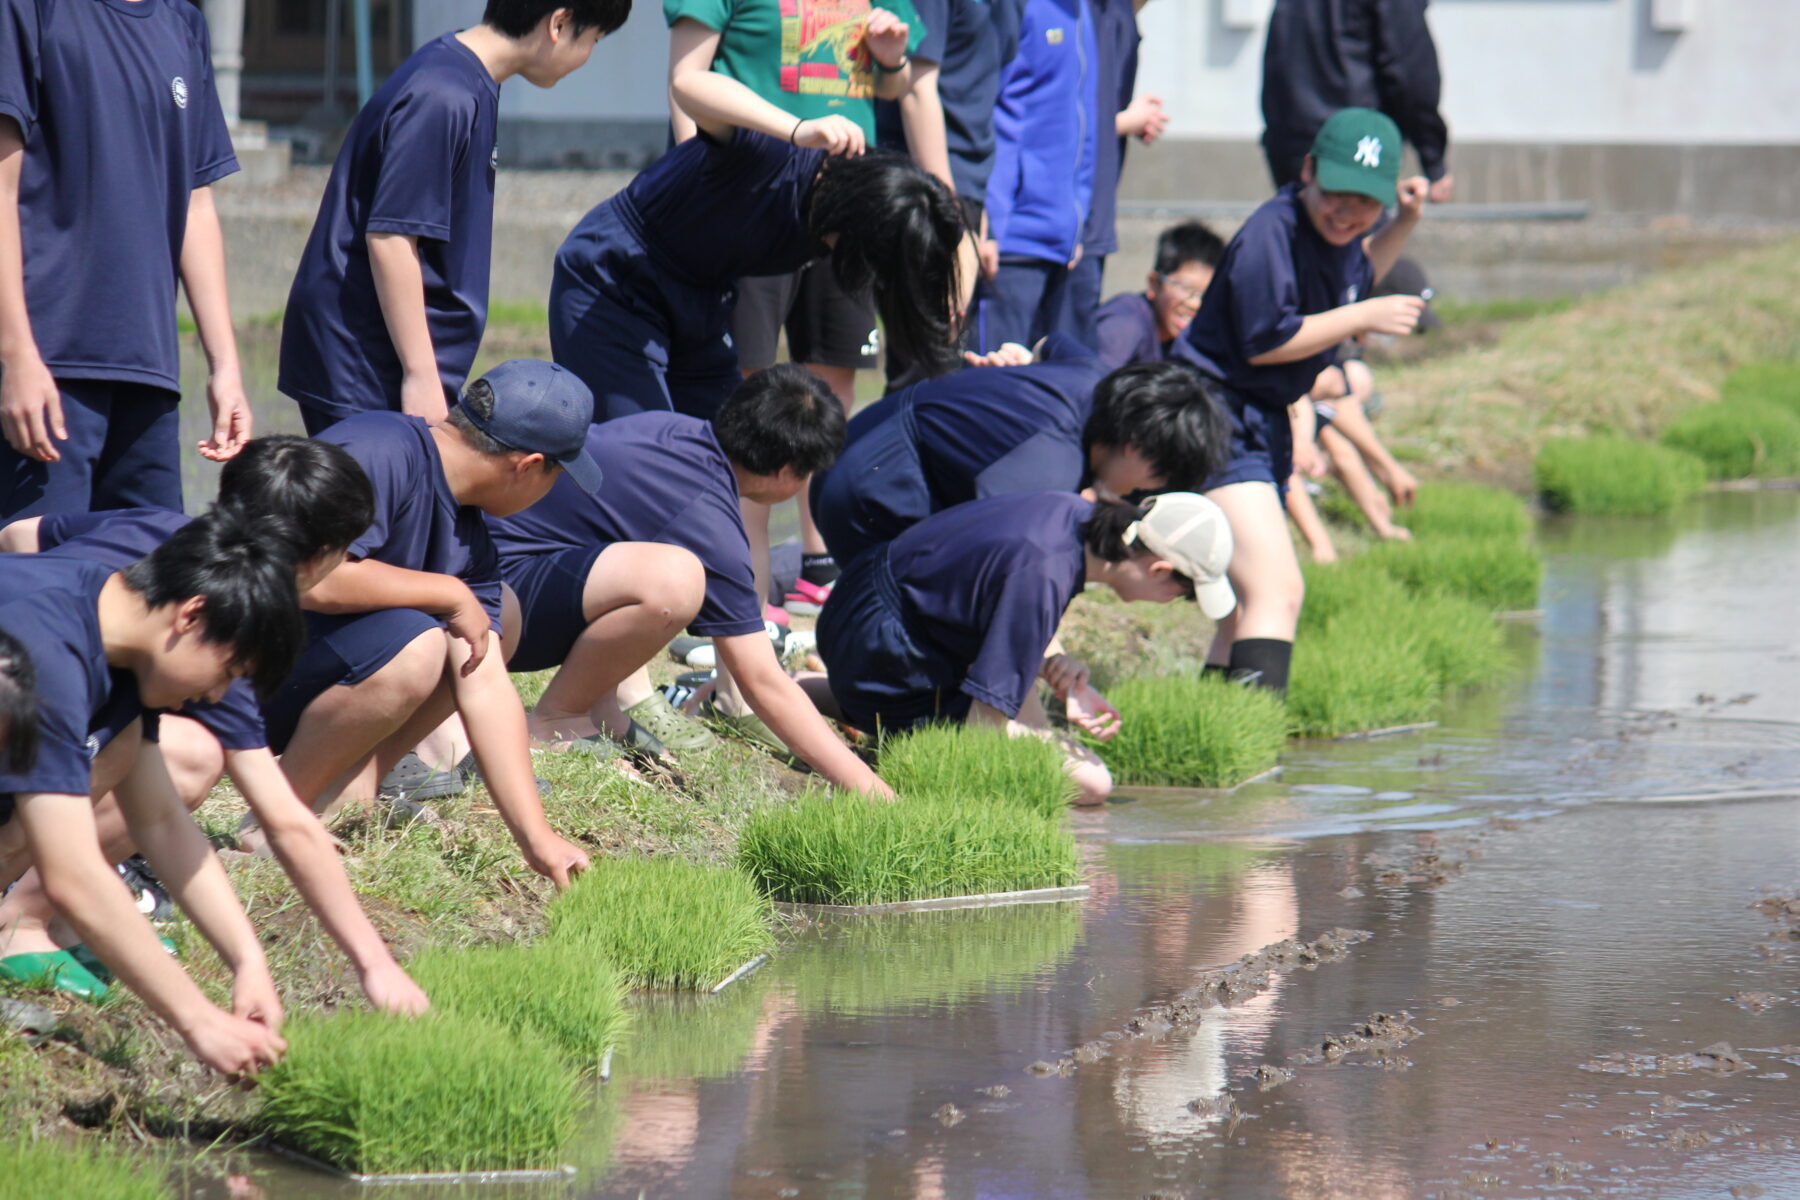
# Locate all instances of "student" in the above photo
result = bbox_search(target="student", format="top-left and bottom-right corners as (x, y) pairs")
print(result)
(489, 365), (889, 792)
(0, 630), (34, 774)
(1093, 220), (1225, 370)
(0, 510), (300, 1074)
(0, 0), (249, 518)
(1170, 107), (1428, 693)
(0, 439), (432, 1016)
(811, 336), (1225, 565)
(817, 490), (1234, 803)
(279, 0), (629, 432)
(977, 0), (1097, 353)
(1311, 357), (1418, 541)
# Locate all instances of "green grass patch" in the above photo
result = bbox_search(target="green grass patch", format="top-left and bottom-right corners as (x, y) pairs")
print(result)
(1404, 481), (1533, 541)
(1429, 294), (1580, 326)
(1723, 360), (1800, 419)
(486, 299), (553, 332)
(0, 1137), (172, 1200)
(737, 791), (1080, 906)
(546, 856), (775, 991)
(1330, 589), (1508, 691)
(1298, 558), (1409, 633)
(406, 941), (630, 1070)
(1659, 400), (1800, 479)
(1092, 674), (1288, 788)
(258, 1010), (578, 1175)
(1287, 626), (1442, 737)
(877, 724), (1076, 816)
(1358, 536), (1543, 612)
(1535, 436), (1707, 516)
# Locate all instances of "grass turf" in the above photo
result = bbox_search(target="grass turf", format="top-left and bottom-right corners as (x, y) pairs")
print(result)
(1286, 626), (1443, 737)
(405, 941), (630, 1070)
(1358, 535), (1544, 612)
(1658, 400), (1800, 479)
(257, 1010), (579, 1175)
(0, 1137), (172, 1200)
(1723, 360), (1800, 419)
(877, 724), (1076, 816)
(545, 856), (775, 991)
(737, 791), (1081, 906)
(1534, 436), (1707, 516)
(1092, 674), (1289, 788)
(1402, 481), (1534, 541)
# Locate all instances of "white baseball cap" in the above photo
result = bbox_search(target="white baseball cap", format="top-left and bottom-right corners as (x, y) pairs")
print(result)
(1125, 492), (1237, 619)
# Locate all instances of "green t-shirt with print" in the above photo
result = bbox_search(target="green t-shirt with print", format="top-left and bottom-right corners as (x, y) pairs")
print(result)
(665, 0), (927, 141)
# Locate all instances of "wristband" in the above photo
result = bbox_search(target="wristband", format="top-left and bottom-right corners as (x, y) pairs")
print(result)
(874, 53), (908, 74)
(790, 116), (806, 144)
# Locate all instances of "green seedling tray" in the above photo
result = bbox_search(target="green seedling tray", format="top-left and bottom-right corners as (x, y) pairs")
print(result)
(778, 883), (1090, 916)
(268, 1141), (577, 1186)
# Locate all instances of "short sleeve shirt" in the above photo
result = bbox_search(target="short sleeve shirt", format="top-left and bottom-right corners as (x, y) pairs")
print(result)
(279, 35), (500, 418)
(1173, 184), (1374, 412)
(0, 556), (145, 800)
(873, 0), (1005, 198)
(666, 0), (926, 141)
(887, 491), (1090, 716)
(1093, 292), (1163, 369)
(317, 413), (504, 630)
(906, 334), (1106, 506)
(35, 509), (267, 750)
(0, 0), (236, 392)
(487, 414), (762, 639)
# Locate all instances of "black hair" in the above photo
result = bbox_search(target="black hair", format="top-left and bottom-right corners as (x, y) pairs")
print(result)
(0, 629), (38, 775)
(712, 364), (845, 478)
(809, 151), (968, 379)
(483, 0), (630, 38)
(1153, 220), (1225, 276)
(121, 506), (306, 700)
(447, 378), (559, 473)
(1083, 362), (1229, 490)
(217, 435), (374, 560)
(1080, 499), (1195, 599)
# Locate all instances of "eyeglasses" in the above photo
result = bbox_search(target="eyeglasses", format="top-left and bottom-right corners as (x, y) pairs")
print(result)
(1154, 273), (1206, 302)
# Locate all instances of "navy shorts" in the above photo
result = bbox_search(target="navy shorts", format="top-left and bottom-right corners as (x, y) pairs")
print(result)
(817, 547), (971, 737)
(260, 609), (442, 754)
(1202, 385), (1293, 491)
(808, 399), (932, 567)
(974, 258), (1076, 355)
(0, 380), (182, 520)
(732, 262), (879, 373)
(549, 200), (741, 424)
(502, 544), (607, 673)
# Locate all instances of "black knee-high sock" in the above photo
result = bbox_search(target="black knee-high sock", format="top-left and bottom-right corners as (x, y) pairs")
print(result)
(801, 553), (839, 587)
(1227, 638), (1293, 694)
(1201, 663), (1230, 680)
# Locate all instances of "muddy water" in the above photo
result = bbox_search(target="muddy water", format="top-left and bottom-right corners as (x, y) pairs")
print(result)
(191, 491), (1800, 1200)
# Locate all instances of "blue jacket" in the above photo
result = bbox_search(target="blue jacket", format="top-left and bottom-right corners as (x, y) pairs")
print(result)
(984, 0), (1098, 264)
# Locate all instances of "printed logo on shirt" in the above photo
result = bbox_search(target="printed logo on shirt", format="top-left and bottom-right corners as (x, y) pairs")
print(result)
(1046, 27), (1064, 44)
(779, 0), (885, 101)
(85, 734), (101, 762)
(171, 77), (189, 109)
(1353, 136), (1382, 169)
(1345, 284), (1360, 304)
(860, 328), (881, 358)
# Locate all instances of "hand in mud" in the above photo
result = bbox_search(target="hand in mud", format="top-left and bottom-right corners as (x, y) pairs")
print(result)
(360, 960), (431, 1017)
(1066, 684), (1122, 742)
(1040, 653), (1091, 697)
(525, 830), (591, 891)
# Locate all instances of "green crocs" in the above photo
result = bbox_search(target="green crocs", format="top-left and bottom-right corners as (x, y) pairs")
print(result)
(67, 937), (177, 986)
(0, 950), (111, 1001)
(623, 692), (720, 755)
(703, 703), (805, 770)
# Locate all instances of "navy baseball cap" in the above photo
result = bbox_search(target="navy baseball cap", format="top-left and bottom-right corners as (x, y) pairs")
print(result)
(460, 360), (603, 495)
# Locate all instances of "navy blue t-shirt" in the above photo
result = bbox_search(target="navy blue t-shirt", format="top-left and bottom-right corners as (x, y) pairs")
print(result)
(903, 334), (1105, 505)
(571, 129), (826, 291)
(0, 0), (236, 392)
(488, 414), (761, 639)
(318, 413), (503, 630)
(1081, 0), (1140, 257)
(35, 508), (267, 750)
(1173, 184), (1373, 412)
(1093, 291), (1163, 369)
(279, 34), (500, 418)
(0, 556), (148, 801)
(874, 0), (1011, 200)
(887, 491), (1091, 717)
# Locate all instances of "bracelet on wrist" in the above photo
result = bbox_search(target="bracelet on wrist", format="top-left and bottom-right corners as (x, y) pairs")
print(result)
(790, 116), (806, 144)
(874, 53), (908, 74)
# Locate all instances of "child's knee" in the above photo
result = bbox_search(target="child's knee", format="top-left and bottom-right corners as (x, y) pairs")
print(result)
(158, 717), (226, 809)
(369, 629), (454, 706)
(1067, 756), (1113, 806)
(642, 547), (707, 625)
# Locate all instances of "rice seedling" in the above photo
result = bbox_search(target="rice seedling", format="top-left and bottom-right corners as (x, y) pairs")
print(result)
(877, 724), (1077, 816)
(1297, 558), (1409, 635)
(1534, 436), (1705, 516)
(406, 941), (630, 1070)
(1324, 590), (1509, 691)
(1358, 535), (1543, 613)
(1722, 360), (1800, 418)
(257, 1010), (579, 1176)
(1403, 481), (1533, 541)
(546, 856), (775, 991)
(1286, 626), (1442, 737)
(737, 791), (1081, 906)
(0, 1137), (173, 1200)
(1658, 400), (1800, 479)
(784, 904), (1085, 1016)
(1093, 674), (1289, 787)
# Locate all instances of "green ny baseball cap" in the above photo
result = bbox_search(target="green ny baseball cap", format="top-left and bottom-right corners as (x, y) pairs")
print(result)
(1310, 107), (1402, 204)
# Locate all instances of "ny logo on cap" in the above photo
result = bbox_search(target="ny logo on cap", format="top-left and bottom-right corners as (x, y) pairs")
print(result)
(1354, 136), (1382, 168)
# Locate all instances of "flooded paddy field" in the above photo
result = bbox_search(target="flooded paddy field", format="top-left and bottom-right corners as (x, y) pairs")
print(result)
(180, 497), (1800, 1199)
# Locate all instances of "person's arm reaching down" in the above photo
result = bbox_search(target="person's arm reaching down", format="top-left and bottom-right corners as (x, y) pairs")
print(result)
(714, 634), (892, 797)
(180, 185), (251, 461)
(367, 232), (449, 422)
(0, 117), (64, 464)
(897, 58), (953, 190)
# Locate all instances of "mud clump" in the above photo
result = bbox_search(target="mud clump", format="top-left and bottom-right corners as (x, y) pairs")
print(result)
(1185, 1094), (1236, 1120)
(1728, 991), (1783, 1013)
(1665, 1126), (1712, 1151)
(933, 1103), (965, 1127)
(1072, 1041), (1111, 1063)
(1582, 1040), (1755, 1077)
(1252, 1063), (1293, 1090)
(976, 1084), (1010, 1099)
(1024, 1060), (1059, 1077)
(1364, 833), (1480, 889)
(1539, 1160), (1591, 1182)
(1297, 1010), (1422, 1067)
(1730, 1185), (1767, 1199)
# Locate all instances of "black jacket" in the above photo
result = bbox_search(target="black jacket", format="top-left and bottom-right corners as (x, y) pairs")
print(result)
(1260, 0), (1448, 184)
